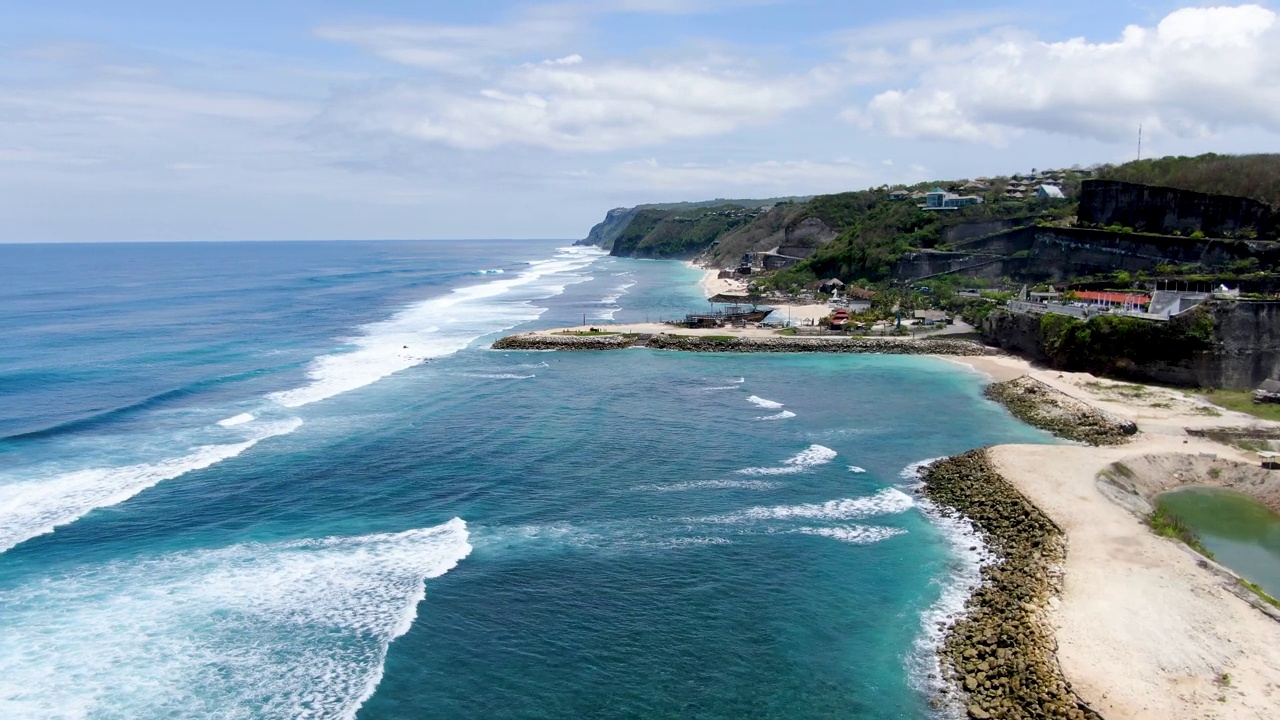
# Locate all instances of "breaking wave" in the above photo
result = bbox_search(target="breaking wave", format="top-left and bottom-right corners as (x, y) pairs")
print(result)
(0, 418), (303, 554)
(736, 444), (836, 475)
(268, 246), (601, 408)
(633, 479), (783, 492)
(712, 488), (914, 523)
(0, 519), (470, 720)
(794, 525), (909, 544)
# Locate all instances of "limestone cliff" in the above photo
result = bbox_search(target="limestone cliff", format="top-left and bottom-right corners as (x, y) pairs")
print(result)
(1079, 179), (1280, 239)
(575, 196), (812, 261)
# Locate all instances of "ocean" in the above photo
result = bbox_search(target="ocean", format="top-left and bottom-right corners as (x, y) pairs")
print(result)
(0, 240), (1050, 719)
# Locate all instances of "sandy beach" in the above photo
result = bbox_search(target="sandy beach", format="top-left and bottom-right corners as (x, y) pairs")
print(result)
(688, 262), (834, 326)
(946, 355), (1280, 719)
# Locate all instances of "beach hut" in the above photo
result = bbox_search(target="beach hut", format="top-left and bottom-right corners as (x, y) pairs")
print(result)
(828, 308), (851, 331)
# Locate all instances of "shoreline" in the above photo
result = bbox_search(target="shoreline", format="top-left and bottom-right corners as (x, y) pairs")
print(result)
(920, 449), (1101, 720)
(927, 355), (1280, 718)
(512, 260), (1280, 716)
(685, 260), (837, 326)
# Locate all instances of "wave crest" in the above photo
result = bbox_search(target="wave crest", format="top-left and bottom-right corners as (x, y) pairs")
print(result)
(0, 519), (471, 720)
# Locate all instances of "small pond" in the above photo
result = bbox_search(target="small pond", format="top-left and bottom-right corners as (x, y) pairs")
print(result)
(1158, 487), (1280, 599)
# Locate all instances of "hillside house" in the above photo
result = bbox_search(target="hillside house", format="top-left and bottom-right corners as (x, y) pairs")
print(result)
(889, 189), (910, 200)
(921, 187), (984, 211)
(1037, 184), (1066, 200)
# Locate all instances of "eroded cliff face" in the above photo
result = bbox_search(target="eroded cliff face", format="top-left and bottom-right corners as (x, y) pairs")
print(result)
(576, 207), (637, 251)
(1078, 179), (1280, 239)
(893, 225), (1280, 284)
(979, 301), (1280, 389)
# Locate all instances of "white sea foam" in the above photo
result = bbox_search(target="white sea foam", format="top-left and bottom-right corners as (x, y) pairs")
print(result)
(794, 525), (908, 544)
(634, 479), (782, 492)
(268, 246), (602, 408)
(848, 465), (867, 473)
(755, 410), (796, 421)
(473, 268), (505, 275)
(732, 377), (745, 384)
(746, 395), (783, 409)
(0, 519), (471, 720)
(216, 413), (255, 427)
(477, 522), (728, 553)
(0, 419), (303, 554)
(465, 373), (535, 380)
(724, 488), (914, 522)
(897, 457), (995, 717)
(898, 457), (946, 489)
(735, 443), (836, 475)
(599, 281), (637, 305)
(703, 385), (739, 391)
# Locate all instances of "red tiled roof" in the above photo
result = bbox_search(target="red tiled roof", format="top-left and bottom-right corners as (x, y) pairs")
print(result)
(1074, 291), (1152, 305)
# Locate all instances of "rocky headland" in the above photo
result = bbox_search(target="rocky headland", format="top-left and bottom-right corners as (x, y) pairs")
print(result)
(921, 450), (1102, 720)
(985, 376), (1138, 445)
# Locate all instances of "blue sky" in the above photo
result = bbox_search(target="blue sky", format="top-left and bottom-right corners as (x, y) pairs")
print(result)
(2, 1), (1278, 241)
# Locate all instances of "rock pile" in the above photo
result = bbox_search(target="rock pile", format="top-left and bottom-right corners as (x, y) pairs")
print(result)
(922, 450), (1103, 720)
(492, 332), (995, 355)
(643, 335), (993, 354)
(986, 377), (1137, 445)
(491, 333), (642, 351)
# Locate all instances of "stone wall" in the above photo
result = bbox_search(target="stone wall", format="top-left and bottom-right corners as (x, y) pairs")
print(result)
(1078, 179), (1280, 239)
(942, 217), (1036, 245)
(492, 332), (995, 355)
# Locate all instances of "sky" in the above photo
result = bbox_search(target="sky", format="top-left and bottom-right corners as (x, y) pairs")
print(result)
(2, 0), (1279, 242)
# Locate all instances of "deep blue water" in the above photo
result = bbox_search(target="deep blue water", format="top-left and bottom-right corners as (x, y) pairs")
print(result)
(0, 240), (1049, 719)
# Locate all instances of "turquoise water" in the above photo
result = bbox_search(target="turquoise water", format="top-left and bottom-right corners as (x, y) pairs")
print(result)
(0, 241), (1050, 719)
(1159, 487), (1280, 598)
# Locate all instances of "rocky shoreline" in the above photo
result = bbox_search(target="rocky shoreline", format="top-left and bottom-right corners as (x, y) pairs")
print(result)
(921, 449), (1102, 720)
(985, 377), (1137, 445)
(492, 332), (995, 355)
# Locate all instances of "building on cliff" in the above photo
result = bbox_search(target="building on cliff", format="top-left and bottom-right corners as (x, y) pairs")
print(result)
(921, 187), (984, 211)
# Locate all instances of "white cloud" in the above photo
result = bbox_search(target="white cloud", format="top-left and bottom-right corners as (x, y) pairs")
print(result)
(320, 59), (827, 152)
(613, 158), (870, 193)
(314, 8), (581, 74)
(852, 4), (1280, 143)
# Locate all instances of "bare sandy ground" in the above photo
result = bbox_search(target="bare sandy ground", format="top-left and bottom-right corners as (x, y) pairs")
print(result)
(947, 355), (1280, 719)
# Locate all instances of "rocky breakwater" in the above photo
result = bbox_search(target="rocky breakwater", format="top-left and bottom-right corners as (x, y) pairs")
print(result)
(922, 450), (1103, 720)
(491, 333), (643, 351)
(643, 335), (994, 355)
(986, 377), (1137, 445)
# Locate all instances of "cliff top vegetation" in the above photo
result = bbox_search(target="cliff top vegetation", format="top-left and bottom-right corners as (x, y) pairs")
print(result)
(1096, 153), (1280, 206)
